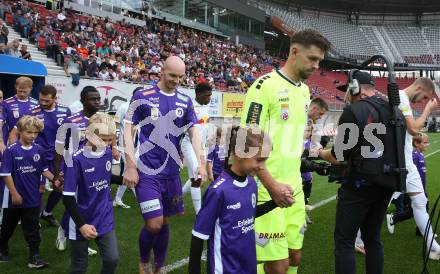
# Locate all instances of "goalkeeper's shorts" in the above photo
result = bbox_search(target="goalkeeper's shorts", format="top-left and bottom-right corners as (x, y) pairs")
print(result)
(255, 191), (305, 261)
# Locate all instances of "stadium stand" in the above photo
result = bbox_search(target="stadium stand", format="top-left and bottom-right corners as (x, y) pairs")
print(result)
(0, 0), (438, 113)
(250, 0), (440, 66)
(0, 0), (281, 92)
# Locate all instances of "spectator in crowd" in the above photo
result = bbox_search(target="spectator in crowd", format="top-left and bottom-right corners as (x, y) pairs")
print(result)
(64, 53), (82, 86)
(86, 54), (98, 78)
(20, 44), (31, 60)
(4, 39), (20, 57)
(1, 0), (278, 92)
(0, 19), (9, 45)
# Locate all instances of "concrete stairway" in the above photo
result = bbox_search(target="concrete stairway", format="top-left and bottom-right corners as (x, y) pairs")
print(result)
(5, 24), (65, 76)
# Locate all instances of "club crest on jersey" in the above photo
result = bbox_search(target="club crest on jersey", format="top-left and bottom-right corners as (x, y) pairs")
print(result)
(106, 161), (112, 171)
(33, 154), (40, 162)
(13, 109), (19, 118)
(281, 104), (289, 120)
(151, 107), (159, 120)
(175, 107), (184, 118)
(57, 118), (64, 125)
(251, 193), (256, 208)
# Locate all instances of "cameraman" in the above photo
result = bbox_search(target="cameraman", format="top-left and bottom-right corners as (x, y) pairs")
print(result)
(319, 71), (405, 274)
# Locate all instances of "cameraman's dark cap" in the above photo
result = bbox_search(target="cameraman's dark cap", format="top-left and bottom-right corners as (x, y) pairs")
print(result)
(337, 71), (375, 92)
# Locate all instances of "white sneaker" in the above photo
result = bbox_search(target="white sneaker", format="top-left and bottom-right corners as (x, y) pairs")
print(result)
(88, 247), (98, 256)
(429, 249), (440, 260)
(45, 180), (53, 192)
(386, 214), (395, 234)
(113, 200), (131, 209)
(56, 226), (66, 251)
(305, 205), (313, 211)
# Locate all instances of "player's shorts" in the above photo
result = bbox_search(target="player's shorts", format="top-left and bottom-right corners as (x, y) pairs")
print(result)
(255, 191), (305, 261)
(406, 164), (425, 193)
(181, 142), (198, 179)
(136, 175), (184, 220)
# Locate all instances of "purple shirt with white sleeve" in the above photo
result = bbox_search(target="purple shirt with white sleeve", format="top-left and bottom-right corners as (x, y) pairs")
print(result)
(3, 96), (39, 135)
(412, 150), (427, 192)
(125, 85), (197, 178)
(0, 142), (48, 208)
(62, 147), (114, 240)
(207, 144), (226, 177)
(28, 104), (71, 161)
(55, 111), (89, 153)
(0, 103), (8, 144)
(192, 169), (257, 274)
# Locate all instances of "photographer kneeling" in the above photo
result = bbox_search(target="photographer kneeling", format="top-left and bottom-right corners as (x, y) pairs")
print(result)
(319, 71), (405, 274)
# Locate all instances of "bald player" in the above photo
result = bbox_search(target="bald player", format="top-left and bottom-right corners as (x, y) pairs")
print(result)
(123, 56), (205, 274)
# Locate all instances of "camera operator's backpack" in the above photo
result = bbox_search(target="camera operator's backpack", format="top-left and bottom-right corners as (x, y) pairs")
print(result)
(347, 96), (406, 191)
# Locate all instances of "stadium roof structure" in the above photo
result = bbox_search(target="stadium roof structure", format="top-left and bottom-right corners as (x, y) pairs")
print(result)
(269, 0), (440, 14)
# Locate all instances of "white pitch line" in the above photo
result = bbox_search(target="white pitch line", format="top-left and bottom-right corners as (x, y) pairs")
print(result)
(308, 195), (337, 210)
(165, 148), (440, 271)
(306, 148), (440, 211)
(425, 148), (440, 158)
(165, 249), (206, 272)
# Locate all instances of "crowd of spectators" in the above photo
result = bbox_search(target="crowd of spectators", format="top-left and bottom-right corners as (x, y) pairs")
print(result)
(0, 0), (279, 92)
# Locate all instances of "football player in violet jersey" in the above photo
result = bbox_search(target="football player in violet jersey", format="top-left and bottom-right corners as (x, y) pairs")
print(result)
(2, 77), (38, 145)
(123, 56), (205, 274)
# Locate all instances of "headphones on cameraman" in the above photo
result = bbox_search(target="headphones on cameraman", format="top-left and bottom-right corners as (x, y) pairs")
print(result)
(346, 69), (361, 96)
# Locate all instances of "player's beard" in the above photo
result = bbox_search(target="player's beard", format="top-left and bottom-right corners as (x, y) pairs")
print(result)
(299, 68), (314, 81)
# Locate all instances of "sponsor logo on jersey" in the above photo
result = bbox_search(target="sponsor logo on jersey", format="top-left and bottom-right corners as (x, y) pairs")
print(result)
(277, 89), (289, 96)
(177, 93), (189, 102)
(278, 97), (289, 102)
(143, 89), (156, 96)
(175, 102), (187, 108)
(213, 178), (225, 189)
(149, 97), (160, 102)
(140, 199), (161, 214)
(15, 157), (23, 160)
(258, 232), (286, 240)
(56, 113), (67, 117)
(227, 202), (241, 210)
(246, 102), (262, 125)
(31, 108), (41, 113)
(85, 167), (95, 173)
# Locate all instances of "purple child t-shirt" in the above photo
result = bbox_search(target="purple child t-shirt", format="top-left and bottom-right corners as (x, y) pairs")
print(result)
(0, 142), (48, 208)
(62, 147), (114, 240)
(192, 170), (258, 274)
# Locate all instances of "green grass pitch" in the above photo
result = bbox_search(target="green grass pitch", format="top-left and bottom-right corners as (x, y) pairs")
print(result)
(2, 133), (440, 273)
